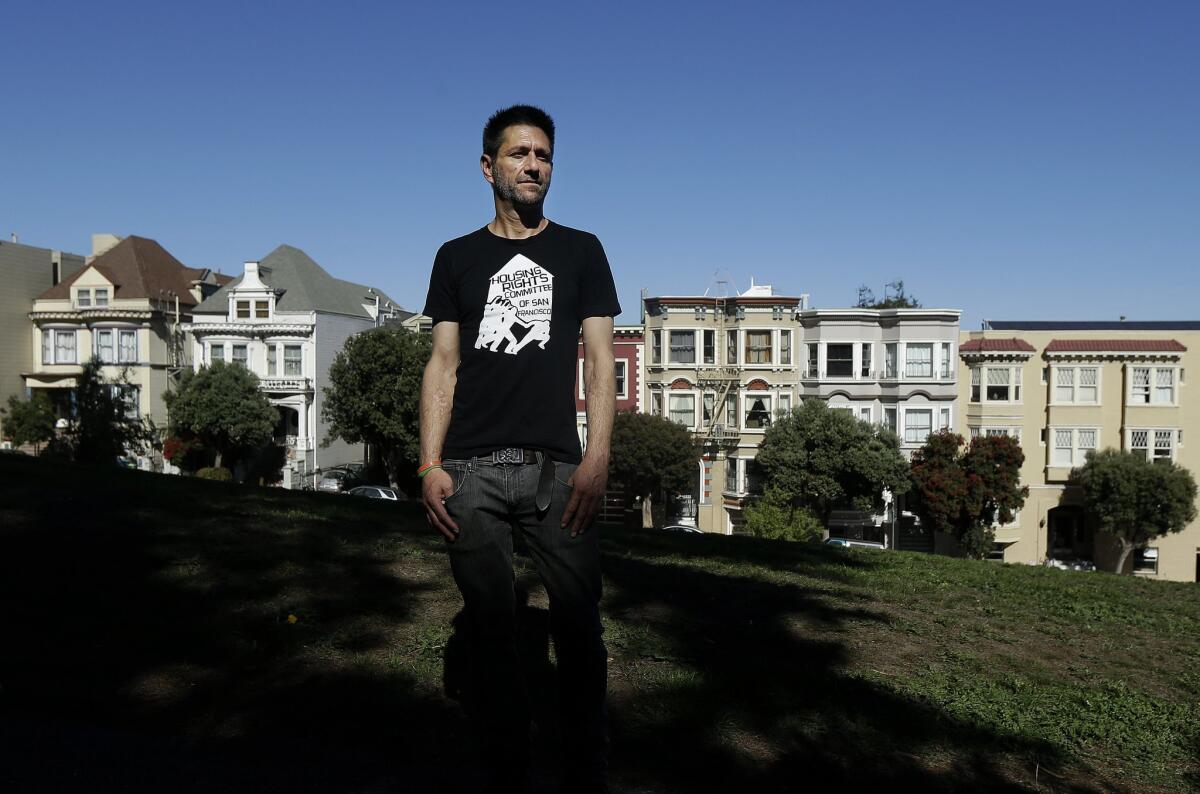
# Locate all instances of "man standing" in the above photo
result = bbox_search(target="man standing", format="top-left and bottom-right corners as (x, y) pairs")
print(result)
(419, 105), (620, 794)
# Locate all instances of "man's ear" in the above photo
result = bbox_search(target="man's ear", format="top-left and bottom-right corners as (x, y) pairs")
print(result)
(480, 154), (495, 185)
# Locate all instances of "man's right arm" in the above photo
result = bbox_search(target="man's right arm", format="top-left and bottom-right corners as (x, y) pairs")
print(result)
(420, 321), (461, 540)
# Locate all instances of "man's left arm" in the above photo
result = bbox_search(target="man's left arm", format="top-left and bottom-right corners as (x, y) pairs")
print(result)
(561, 315), (615, 536)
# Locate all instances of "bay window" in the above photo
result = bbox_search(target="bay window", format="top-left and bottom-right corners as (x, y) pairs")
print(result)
(669, 393), (696, 428)
(970, 364), (1022, 403)
(95, 329), (115, 363)
(1130, 428), (1177, 462)
(43, 329), (78, 364)
(744, 393), (773, 429)
(903, 409), (932, 444)
(231, 344), (248, 367)
(745, 331), (771, 364)
(210, 343), (225, 364)
(118, 330), (137, 363)
(669, 330), (696, 364)
(284, 345), (303, 376)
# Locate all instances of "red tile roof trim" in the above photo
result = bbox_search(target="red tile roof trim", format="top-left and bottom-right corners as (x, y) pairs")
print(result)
(1045, 339), (1186, 353)
(959, 338), (1037, 353)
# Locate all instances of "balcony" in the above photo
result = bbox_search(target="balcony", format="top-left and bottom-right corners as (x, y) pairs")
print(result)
(260, 376), (312, 393)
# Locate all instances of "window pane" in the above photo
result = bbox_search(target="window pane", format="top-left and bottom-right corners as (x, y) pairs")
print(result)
(904, 410), (932, 443)
(726, 330), (737, 365)
(77, 289), (91, 307)
(884, 343), (898, 378)
(94, 288), (109, 307)
(703, 330), (715, 364)
(725, 459), (737, 492)
(284, 345), (302, 375)
(255, 300), (269, 318)
(861, 343), (871, 378)
(651, 331), (661, 364)
(827, 344), (853, 377)
(669, 330), (696, 364)
(42, 330), (52, 364)
(615, 361), (627, 395)
(940, 342), (952, 378)
(725, 393), (737, 427)
(1054, 366), (1074, 403)
(744, 394), (772, 429)
(1130, 367), (1150, 403)
(905, 344), (933, 377)
(237, 300), (250, 319)
(669, 394), (695, 427)
(702, 392), (715, 423)
(1053, 429), (1073, 466)
(267, 345), (277, 376)
(97, 330), (114, 363)
(1154, 369), (1174, 403)
(211, 343), (224, 363)
(745, 331), (771, 364)
(232, 344), (248, 366)
(806, 344), (818, 377)
(987, 367), (1011, 401)
(56, 331), (76, 363)
(780, 331), (791, 365)
(1154, 430), (1173, 459)
(118, 330), (137, 363)
(884, 407), (897, 431)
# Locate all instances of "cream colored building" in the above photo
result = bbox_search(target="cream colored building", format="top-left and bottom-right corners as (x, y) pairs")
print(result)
(959, 321), (1200, 583)
(24, 236), (227, 434)
(644, 285), (961, 535)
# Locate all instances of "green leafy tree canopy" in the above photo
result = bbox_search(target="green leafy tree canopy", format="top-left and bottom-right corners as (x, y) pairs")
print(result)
(609, 410), (697, 528)
(744, 486), (824, 542)
(2, 392), (57, 453)
(71, 360), (157, 465)
(1069, 449), (1197, 574)
(754, 399), (910, 525)
(909, 431), (1028, 559)
(164, 361), (276, 470)
(321, 326), (431, 488)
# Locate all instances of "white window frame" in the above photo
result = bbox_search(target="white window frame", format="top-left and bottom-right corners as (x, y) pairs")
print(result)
(724, 457), (739, 494)
(1051, 365), (1101, 405)
(43, 328), (78, 365)
(1133, 547), (1159, 575)
(725, 329), (739, 366)
(902, 408), (933, 445)
(231, 343), (249, 368)
(904, 343), (934, 378)
(779, 329), (792, 366)
(283, 344), (303, 376)
(858, 405), (872, 423)
(209, 342), (226, 364)
(94, 288), (110, 307)
(883, 406), (897, 432)
(668, 328), (698, 365)
(884, 343), (898, 379)
(702, 329), (715, 365)
(1050, 427), (1099, 467)
(805, 343), (818, 378)
(825, 342), (855, 379)
(95, 329), (115, 363)
(650, 330), (662, 365)
(1128, 427), (1178, 463)
(743, 392), (774, 431)
(778, 392), (792, 417)
(1128, 365), (1178, 406)
(267, 344), (278, 376)
(76, 288), (91, 308)
(970, 364), (1023, 404)
(743, 328), (773, 366)
(939, 342), (953, 379)
(117, 329), (138, 364)
(668, 392), (696, 429)
(860, 343), (872, 379)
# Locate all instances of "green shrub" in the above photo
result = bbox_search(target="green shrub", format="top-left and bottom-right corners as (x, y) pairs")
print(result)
(195, 466), (233, 482)
(744, 487), (824, 542)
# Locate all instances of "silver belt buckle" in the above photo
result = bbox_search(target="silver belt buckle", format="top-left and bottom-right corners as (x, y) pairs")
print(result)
(493, 447), (523, 464)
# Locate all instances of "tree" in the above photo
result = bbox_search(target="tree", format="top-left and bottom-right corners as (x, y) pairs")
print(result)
(609, 410), (697, 528)
(1069, 449), (1197, 575)
(164, 361), (276, 471)
(744, 486), (824, 542)
(855, 280), (921, 309)
(754, 399), (910, 527)
(70, 360), (156, 465)
(909, 431), (1028, 559)
(321, 326), (431, 488)
(1, 393), (56, 453)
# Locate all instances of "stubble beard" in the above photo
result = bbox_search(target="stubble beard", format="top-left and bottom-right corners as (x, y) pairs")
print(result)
(493, 170), (548, 207)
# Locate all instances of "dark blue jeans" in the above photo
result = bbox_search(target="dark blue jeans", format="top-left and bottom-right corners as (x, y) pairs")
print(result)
(441, 455), (608, 788)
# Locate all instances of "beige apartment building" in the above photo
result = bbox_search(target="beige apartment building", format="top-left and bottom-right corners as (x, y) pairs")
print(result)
(24, 236), (228, 433)
(644, 285), (961, 535)
(959, 321), (1200, 583)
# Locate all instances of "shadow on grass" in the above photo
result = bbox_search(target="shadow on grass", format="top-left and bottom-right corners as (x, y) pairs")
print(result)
(0, 456), (476, 793)
(595, 537), (1104, 793)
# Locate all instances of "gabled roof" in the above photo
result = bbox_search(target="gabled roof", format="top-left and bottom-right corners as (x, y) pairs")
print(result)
(1044, 339), (1187, 353)
(36, 236), (212, 306)
(960, 338), (1037, 353)
(192, 244), (403, 318)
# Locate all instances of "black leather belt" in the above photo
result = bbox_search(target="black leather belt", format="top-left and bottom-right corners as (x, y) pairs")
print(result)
(484, 448), (556, 513)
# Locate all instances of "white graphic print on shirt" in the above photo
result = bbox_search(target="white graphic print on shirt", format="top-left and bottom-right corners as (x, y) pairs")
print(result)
(474, 254), (553, 355)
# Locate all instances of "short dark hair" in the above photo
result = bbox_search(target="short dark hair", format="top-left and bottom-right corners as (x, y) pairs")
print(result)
(482, 105), (555, 159)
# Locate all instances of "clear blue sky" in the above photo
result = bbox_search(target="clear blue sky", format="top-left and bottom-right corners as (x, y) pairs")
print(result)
(3, 1), (1197, 329)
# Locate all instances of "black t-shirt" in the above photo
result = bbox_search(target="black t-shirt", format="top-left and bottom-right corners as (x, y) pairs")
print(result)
(422, 221), (621, 464)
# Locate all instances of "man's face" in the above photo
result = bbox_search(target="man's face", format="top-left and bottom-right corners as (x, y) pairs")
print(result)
(483, 124), (553, 206)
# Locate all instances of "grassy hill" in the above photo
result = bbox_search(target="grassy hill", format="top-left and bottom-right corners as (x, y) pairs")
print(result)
(0, 454), (1197, 793)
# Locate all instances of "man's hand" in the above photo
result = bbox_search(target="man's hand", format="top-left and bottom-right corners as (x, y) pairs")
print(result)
(422, 469), (460, 541)
(561, 454), (608, 537)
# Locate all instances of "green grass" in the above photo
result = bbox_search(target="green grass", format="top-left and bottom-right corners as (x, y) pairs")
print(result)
(1, 454), (1197, 792)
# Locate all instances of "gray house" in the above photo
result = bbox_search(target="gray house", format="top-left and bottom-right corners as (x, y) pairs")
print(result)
(0, 238), (85, 443)
(183, 245), (403, 487)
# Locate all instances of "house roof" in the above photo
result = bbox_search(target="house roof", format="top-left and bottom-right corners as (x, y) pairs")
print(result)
(1044, 339), (1187, 353)
(985, 320), (1200, 331)
(192, 244), (403, 318)
(959, 338), (1037, 353)
(36, 236), (212, 306)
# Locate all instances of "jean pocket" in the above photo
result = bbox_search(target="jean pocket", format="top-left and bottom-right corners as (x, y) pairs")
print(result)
(441, 461), (471, 500)
(552, 461), (578, 489)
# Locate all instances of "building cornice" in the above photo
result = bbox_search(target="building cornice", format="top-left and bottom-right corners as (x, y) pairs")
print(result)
(30, 309), (155, 322)
(182, 322), (313, 336)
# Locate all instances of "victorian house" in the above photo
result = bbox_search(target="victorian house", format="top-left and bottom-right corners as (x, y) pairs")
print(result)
(643, 284), (961, 535)
(184, 245), (402, 488)
(24, 235), (228, 432)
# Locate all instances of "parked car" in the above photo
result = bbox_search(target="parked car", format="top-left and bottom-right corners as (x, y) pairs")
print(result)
(825, 537), (887, 550)
(318, 469), (357, 493)
(346, 485), (399, 501)
(661, 524), (703, 534)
